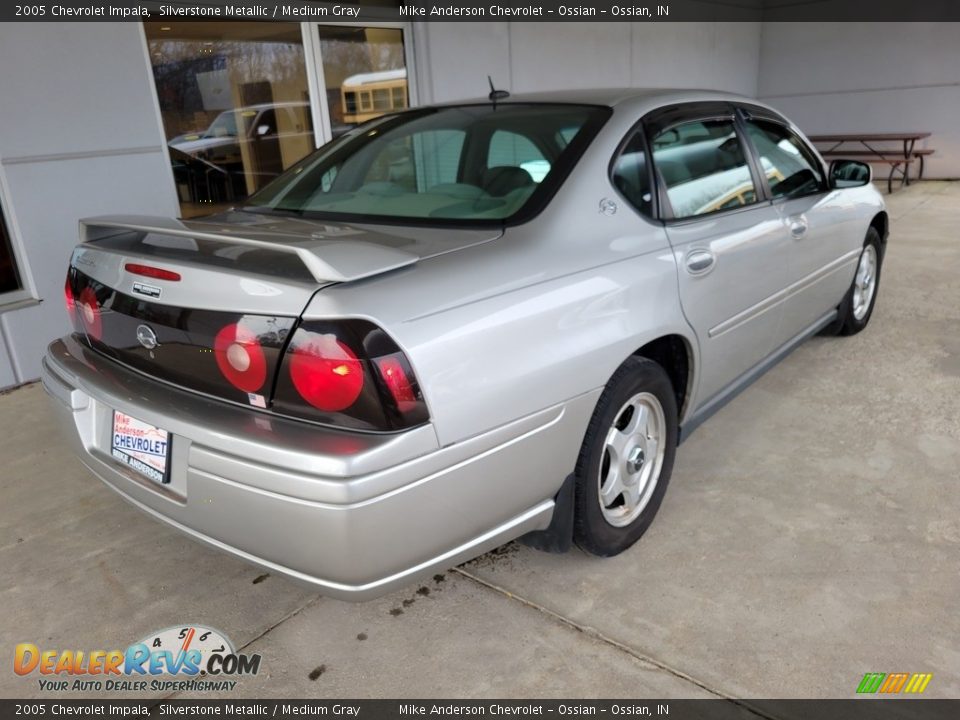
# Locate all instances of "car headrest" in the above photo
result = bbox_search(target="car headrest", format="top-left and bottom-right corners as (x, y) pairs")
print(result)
(482, 166), (535, 197)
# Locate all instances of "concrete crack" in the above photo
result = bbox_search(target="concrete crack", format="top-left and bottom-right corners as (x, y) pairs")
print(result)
(454, 567), (783, 720)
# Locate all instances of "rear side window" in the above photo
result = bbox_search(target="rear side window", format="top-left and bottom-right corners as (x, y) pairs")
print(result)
(611, 132), (653, 218)
(651, 119), (758, 219)
(744, 119), (824, 199)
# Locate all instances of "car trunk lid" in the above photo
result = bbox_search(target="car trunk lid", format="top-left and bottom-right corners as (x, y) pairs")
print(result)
(68, 214), (501, 410)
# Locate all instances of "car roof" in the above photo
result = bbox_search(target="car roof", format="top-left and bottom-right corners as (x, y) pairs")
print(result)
(434, 88), (766, 113)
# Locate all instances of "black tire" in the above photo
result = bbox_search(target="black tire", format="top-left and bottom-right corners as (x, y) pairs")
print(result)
(829, 227), (883, 336)
(573, 357), (678, 557)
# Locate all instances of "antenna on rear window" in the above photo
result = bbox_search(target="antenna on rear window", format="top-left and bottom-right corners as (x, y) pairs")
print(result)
(487, 76), (510, 106)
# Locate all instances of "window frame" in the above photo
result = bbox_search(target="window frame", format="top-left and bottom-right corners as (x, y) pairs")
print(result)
(641, 102), (770, 224)
(305, 20), (419, 149)
(734, 104), (829, 203)
(607, 119), (659, 223)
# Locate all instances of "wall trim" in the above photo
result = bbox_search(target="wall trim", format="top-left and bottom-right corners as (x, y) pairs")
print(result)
(0, 297), (41, 315)
(1, 145), (165, 166)
(761, 81), (960, 101)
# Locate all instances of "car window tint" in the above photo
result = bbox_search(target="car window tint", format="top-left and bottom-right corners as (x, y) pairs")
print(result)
(360, 130), (465, 192)
(247, 104), (609, 224)
(745, 119), (824, 199)
(488, 130), (550, 183)
(413, 129), (465, 189)
(611, 132), (653, 218)
(652, 119), (758, 219)
(556, 126), (581, 148)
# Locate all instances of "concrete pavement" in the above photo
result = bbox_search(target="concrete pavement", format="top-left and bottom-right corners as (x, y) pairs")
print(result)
(1, 182), (957, 704)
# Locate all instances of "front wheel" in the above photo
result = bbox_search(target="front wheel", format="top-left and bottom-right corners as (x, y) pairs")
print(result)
(832, 227), (883, 336)
(573, 357), (678, 557)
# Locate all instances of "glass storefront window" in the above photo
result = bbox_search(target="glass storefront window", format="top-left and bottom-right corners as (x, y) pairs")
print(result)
(318, 26), (408, 138)
(144, 22), (315, 218)
(0, 200), (23, 296)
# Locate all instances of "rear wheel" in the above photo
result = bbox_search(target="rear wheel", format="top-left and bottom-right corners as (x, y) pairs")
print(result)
(573, 357), (678, 556)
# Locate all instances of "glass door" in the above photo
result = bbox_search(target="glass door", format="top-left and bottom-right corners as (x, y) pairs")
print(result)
(313, 25), (411, 141)
(145, 21), (315, 218)
(143, 19), (414, 218)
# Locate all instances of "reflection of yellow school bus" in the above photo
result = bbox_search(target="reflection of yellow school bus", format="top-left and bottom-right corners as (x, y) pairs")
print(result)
(341, 68), (408, 124)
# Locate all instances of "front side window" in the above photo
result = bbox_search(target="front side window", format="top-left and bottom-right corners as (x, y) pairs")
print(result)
(246, 104), (609, 225)
(651, 119), (758, 219)
(744, 118), (824, 199)
(0, 201), (23, 296)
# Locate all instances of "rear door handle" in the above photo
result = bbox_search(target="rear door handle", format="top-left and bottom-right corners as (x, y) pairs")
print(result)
(685, 249), (715, 275)
(789, 215), (809, 239)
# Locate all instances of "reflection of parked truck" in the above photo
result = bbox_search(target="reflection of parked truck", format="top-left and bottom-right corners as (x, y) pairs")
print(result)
(341, 68), (408, 126)
(169, 102), (313, 168)
(168, 102), (314, 204)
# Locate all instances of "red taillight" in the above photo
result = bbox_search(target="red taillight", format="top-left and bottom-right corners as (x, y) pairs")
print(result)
(64, 275), (76, 323)
(124, 263), (181, 282)
(288, 332), (364, 412)
(273, 320), (428, 431)
(214, 323), (267, 393)
(77, 286), (103, 341)
(376, 355), (417, 406)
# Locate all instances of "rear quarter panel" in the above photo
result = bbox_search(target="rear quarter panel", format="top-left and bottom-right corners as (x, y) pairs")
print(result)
(302, 128), (697, 448)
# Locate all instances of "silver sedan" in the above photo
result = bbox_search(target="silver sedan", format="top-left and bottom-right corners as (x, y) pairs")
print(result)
(43, 89), (886, 599)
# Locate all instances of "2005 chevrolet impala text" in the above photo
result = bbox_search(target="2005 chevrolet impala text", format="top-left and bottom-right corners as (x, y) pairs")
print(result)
(42, 89), (886, 600)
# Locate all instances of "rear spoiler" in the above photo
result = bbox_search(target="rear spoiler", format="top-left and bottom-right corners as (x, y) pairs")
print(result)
(79, 215), (419, 284)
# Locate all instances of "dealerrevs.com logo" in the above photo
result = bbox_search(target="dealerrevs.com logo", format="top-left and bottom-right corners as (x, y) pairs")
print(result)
(14, 625), (261, 693)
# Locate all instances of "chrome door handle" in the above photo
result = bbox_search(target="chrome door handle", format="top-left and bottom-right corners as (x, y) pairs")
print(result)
(685, 249), (715, 275)
(789, 216), (809, 239)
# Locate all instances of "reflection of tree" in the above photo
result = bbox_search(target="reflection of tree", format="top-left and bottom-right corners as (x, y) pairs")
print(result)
(150, 40), (307, 86)
(319, 36), (405, 87)
(149, 39), (307, 136)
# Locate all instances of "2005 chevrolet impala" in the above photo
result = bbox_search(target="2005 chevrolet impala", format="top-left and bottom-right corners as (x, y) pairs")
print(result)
(43, 89), (886, 599)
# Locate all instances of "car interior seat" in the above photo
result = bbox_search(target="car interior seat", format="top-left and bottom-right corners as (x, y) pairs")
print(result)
(481, 166), (535, 197)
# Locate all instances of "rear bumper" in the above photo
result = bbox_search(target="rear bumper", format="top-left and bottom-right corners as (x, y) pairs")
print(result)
(42, 336), (597, 601)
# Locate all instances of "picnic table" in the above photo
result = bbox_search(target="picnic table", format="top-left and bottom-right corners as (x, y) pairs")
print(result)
(808, 132), (933, 193)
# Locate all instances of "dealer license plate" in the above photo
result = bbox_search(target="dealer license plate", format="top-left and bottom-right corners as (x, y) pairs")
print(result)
(111, 411), (171, 485)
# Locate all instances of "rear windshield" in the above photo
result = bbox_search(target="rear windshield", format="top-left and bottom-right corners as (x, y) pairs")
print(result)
(244, 104), (610, 226)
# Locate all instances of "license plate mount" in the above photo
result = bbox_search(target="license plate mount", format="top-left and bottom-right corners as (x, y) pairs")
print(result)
(111, 411), (171, 485)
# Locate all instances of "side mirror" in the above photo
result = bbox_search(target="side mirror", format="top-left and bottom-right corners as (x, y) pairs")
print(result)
(829, 159), (872, 189)
(256, 125), (272, 137)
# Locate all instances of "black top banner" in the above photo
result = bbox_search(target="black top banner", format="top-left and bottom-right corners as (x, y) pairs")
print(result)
(1, 700), (960, 720)
(3, 0), (960, 23)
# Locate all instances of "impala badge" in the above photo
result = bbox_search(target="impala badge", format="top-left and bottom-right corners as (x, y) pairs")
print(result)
(132, 282), (161, 299)
(136, 324), (159, 350)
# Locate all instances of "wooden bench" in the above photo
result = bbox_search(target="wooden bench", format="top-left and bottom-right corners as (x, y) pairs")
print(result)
(808, 133), (933, 193)
(817, 149), (935, 181)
